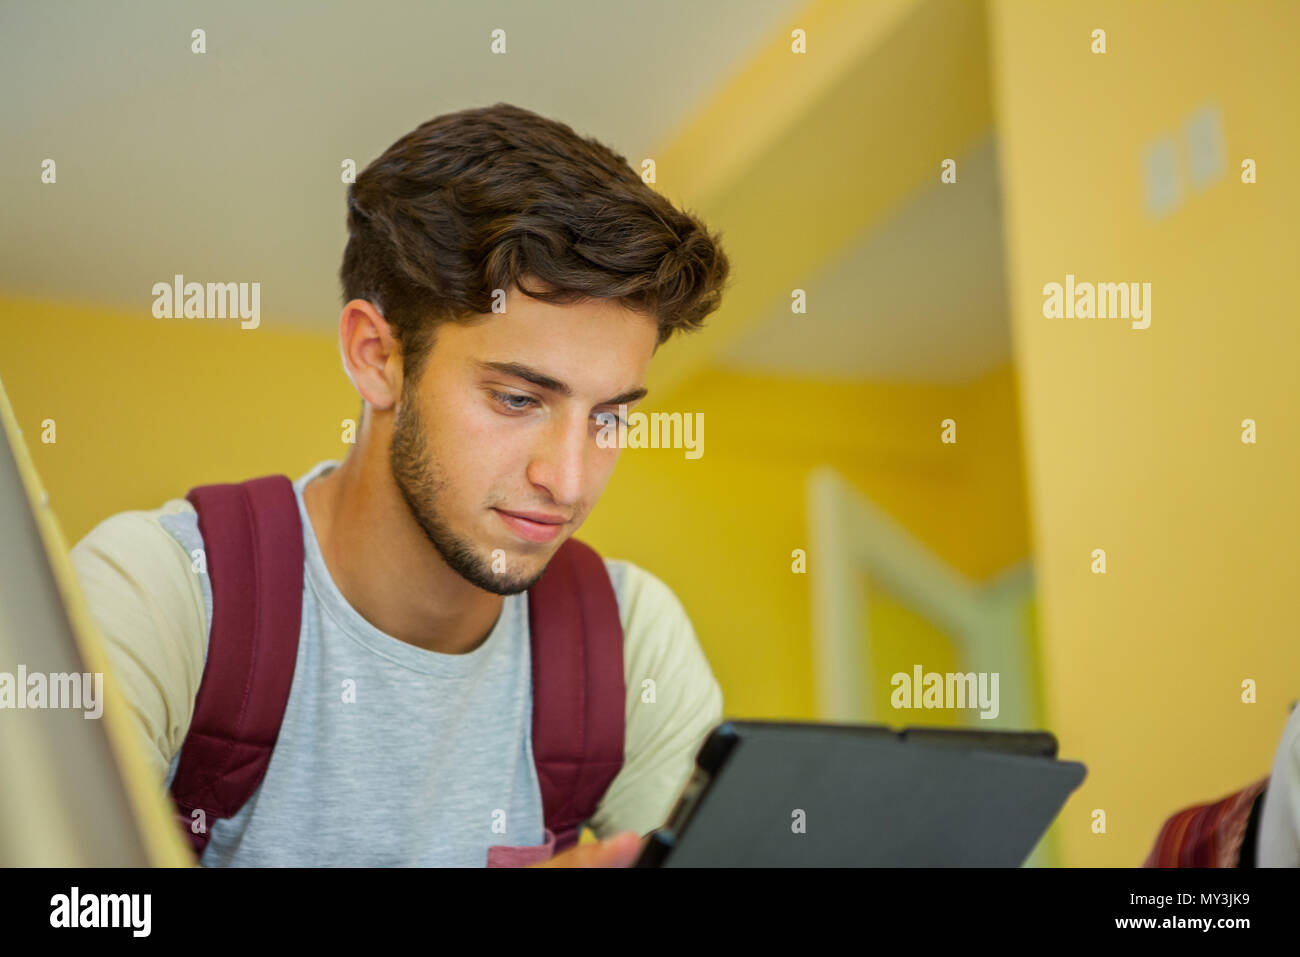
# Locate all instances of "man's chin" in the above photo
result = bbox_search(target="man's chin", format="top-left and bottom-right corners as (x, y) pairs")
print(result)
(472, 567), (547, 596)
(468, 543), (558, 596)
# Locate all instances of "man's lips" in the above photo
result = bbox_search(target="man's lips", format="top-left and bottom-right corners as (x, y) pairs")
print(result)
(494, 508), (567, 543)
(497, 508), (568, 525)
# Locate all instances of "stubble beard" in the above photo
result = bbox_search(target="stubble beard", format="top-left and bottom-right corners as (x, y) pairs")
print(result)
(388, 390), (548, 597)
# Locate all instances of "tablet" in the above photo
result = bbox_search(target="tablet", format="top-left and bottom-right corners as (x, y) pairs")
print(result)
(635, 720), (1086, 867)
(0, 376), (191, 865)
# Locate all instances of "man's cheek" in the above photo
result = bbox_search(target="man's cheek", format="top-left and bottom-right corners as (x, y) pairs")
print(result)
(448, 394), (500, 440)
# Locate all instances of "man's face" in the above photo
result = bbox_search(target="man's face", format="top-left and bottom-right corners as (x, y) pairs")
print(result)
(389, 283), (657, 595)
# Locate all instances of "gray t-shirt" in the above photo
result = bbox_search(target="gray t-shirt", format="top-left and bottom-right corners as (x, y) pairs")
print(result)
(159, 460), (630, 866)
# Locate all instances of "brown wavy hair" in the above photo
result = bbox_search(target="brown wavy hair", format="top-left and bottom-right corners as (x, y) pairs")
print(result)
(339, 102), (731, 386)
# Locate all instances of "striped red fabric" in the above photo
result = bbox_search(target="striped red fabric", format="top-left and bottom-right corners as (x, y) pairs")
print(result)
(1143, 777), (1268, 868)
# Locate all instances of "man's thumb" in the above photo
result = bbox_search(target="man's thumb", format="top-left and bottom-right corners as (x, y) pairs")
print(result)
(589, 831), (643, 867)
(533, 831), (643, 868)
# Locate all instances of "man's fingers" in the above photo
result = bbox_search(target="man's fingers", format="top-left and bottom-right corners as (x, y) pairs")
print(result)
(531, 831), (643, 868)
(594, 831), (644, 867)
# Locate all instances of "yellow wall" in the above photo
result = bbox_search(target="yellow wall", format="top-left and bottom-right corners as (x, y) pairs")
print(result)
(0, 295), (357, 540)
(988, 0), (1300, 865)
(865, 579), (967, 730)
(582, 362), (1036, 721)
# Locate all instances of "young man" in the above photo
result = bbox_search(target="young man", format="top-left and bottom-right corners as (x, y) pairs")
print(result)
(69, 103), (731, 867)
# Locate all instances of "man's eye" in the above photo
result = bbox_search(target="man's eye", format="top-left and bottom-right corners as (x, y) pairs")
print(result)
(490, 390), (536, 412)
(594, 410), (627, 428)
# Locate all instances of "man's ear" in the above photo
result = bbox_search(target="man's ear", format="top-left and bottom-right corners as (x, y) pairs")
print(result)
(339, 299), (402, 412)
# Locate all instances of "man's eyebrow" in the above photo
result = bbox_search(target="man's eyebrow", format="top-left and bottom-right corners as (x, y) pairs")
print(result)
(476, 360), (648, 406)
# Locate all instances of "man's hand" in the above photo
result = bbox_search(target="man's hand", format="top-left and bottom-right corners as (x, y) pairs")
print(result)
(529, 831), (648, 867)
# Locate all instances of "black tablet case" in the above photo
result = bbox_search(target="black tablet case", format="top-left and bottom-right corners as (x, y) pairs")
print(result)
(638, 721), (1086, 867)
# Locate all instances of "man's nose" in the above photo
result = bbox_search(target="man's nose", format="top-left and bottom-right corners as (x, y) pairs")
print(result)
(526, 409), (588, 507)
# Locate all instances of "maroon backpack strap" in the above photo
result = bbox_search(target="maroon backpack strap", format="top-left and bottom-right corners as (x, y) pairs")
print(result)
(169, 475), (304, 859)
(528, 537), (626, 853)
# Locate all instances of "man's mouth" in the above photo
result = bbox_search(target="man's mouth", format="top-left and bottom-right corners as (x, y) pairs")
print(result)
(493, 508), (566, 543)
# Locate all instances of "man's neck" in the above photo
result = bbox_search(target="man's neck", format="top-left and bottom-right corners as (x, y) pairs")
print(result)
(301, 451), (504, 655)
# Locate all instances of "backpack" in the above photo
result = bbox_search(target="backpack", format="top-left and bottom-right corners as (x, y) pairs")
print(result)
(1142, 777), (1269, 867)
(167, 474), (625, 864)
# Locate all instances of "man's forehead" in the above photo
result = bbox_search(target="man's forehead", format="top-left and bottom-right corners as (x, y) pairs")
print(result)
(504, 282), (652, 324)
(450, 284), (658, 351)
(450, 298), (656, 347)
(427, 281), (659, 393)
